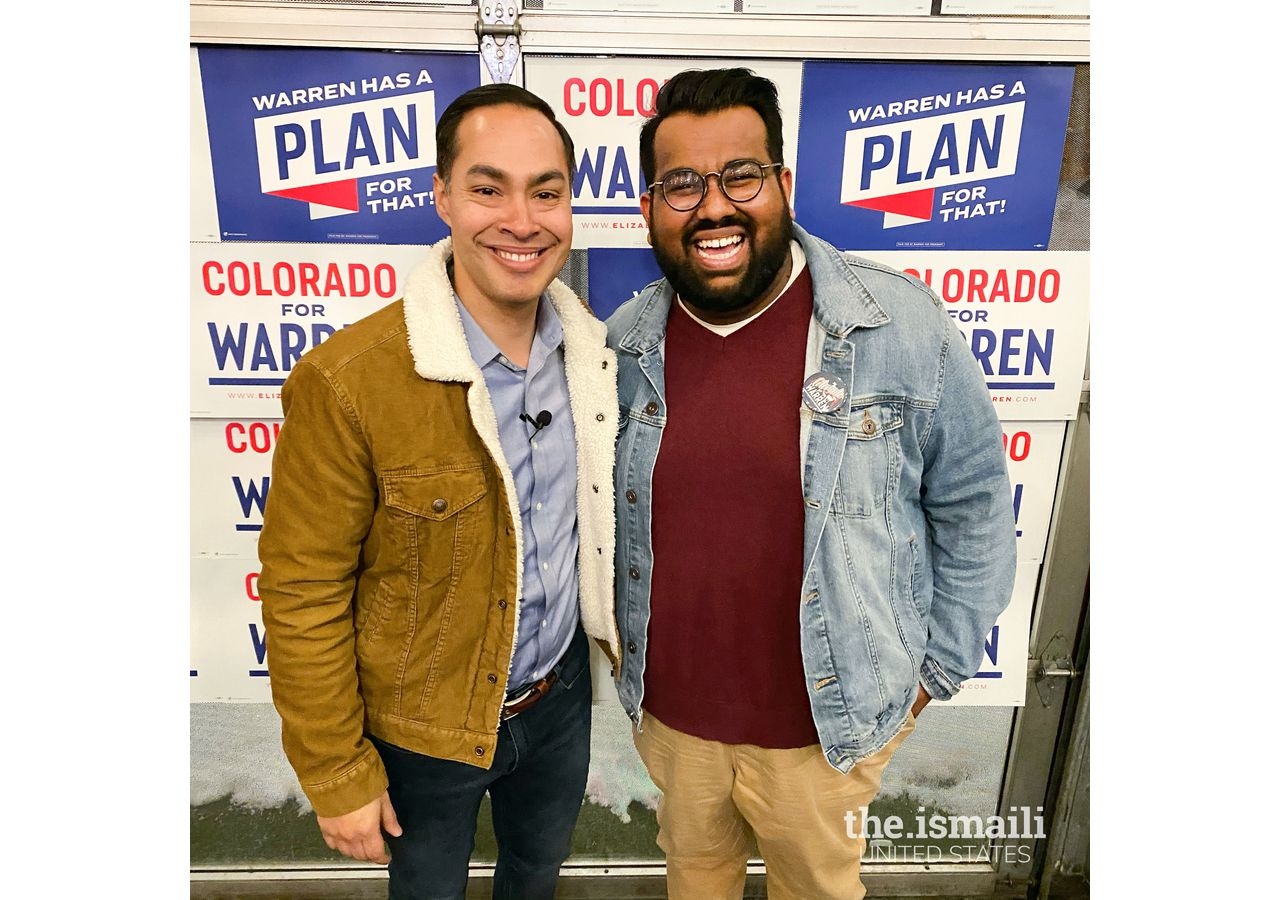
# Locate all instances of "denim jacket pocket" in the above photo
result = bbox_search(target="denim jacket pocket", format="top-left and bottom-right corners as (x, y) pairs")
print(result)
(833, 401), (904, 518)
(905, 533), (930, 628)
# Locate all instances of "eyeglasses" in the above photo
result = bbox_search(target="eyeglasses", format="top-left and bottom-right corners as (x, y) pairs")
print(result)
(648, 159), (784, 212)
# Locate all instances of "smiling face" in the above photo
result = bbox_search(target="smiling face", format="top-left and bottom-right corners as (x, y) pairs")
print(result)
(433, 103), (573, 315)
(640, 106), (795, 325)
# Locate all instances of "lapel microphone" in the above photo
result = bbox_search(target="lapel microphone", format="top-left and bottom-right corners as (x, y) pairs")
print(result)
(520, 409), (553, 436)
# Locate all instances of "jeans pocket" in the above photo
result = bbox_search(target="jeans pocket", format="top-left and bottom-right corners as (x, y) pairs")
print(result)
(553, 629), (589, 692)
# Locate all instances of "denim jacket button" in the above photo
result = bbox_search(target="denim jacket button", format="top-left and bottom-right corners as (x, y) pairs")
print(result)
(627, 641), (637, 654)
(475, 746), (485, 757)
(644, 401), (658, 415)
(629, 566), (640, 580)
(432, 498), (448, 513)
(625, 489), (637, 503)
(487, 673), (498, 684)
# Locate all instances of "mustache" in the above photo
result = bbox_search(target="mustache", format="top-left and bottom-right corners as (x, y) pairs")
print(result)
(683, 214), (753, 243)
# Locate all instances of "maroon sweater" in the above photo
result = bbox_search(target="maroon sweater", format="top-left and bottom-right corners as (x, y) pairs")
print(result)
(642, 265), (819, 749)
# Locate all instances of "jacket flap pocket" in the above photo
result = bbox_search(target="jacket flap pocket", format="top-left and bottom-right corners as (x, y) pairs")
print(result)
(847, 402), (904, 441)
(382, 468), (487, 521)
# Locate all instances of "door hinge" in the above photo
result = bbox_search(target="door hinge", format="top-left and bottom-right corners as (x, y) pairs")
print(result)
(477, 2), (521, 85)
(1029, 631), (1079, 707)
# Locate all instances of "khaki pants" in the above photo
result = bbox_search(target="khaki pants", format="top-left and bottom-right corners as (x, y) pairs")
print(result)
(634, 712), (915, 900)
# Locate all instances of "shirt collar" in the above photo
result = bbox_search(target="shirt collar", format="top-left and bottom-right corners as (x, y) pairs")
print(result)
(455, 293), (564, 372)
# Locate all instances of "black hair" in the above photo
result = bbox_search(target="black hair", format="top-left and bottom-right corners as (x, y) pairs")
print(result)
(435, 83), (576, 182)
(638, 68), (784, 186)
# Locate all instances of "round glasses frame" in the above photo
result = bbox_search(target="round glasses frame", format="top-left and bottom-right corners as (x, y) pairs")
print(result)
(648, 160), (784, 212)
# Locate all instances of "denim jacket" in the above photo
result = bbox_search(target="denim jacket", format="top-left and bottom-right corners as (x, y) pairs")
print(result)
(606, 223), (1017, 773)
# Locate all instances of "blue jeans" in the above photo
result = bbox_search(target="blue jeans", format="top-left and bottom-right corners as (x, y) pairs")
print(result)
(370, 626), (592, 900)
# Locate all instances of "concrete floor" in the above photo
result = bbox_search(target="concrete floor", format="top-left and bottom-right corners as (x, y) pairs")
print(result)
(189, 873), (1090, 899)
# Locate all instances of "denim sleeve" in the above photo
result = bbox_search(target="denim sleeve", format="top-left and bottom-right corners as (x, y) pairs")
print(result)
(917, 325), (1018, 701)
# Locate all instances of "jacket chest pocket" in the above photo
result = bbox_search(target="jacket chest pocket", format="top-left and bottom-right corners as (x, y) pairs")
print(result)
(833, 402), (905, 518)
(381, 467), (491, 588)
(384, 467), (488, 520)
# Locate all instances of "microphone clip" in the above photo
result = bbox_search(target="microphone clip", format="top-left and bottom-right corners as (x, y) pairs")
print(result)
(519, 409), (553, 438)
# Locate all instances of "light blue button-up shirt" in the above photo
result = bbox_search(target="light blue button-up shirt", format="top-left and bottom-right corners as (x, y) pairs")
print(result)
(456, 296), (580, 691)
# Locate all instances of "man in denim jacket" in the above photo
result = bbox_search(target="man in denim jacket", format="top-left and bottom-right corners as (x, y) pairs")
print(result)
(607, 68), (1017, 900)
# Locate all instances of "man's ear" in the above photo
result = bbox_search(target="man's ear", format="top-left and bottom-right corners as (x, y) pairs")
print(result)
(433, 172), (451, 227)
(779, 166), (794, 211)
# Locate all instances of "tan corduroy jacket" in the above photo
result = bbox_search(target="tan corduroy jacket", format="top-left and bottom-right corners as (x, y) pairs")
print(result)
(258, 237), (620, 817)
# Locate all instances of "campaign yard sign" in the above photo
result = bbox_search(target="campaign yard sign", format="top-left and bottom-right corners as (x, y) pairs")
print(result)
(795, 61), (1074, 250)
(940, 561), (1037, 706)
(191, 556), (273, 702)
(191, 243), (430, 417)
(1002, 421), (1067, 564)
(191, 417), (280, 560)
(856, 250), (1089, 420)
(524, 56), (803, 249)
(196, 47), (480, 244)
(586, 248), (665, 320)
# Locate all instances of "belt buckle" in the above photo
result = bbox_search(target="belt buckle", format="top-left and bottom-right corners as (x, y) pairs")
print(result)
(500, 671), (557, 721)
(501, 685), (535, 721)
(502, 687), (534, 715)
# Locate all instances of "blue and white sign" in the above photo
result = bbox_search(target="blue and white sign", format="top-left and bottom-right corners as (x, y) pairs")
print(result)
(1003, 421), (1066, 564)
(196, 47), (480, 244)
(525, 56), (803, 249)
(191, 243), (430, 417)
(587, 248), (664, 319)
(191, 556), (273, 702)
(940, 561), (1036, 706)
(191, 49), (220, 242)
(856, 250), (1089, 420)
(794, 61), (1074, 250)
(191, 417), (281, 559)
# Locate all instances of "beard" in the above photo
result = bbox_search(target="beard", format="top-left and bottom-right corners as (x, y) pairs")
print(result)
(651, 207), (793, 316)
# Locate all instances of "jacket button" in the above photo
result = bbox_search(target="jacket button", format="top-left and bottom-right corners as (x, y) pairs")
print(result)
(596, 413), (605, 421)
(629, 566), (640, 580)
(497, 598), (508, 609)
(625, 489), (637, 503)
(862, 419), (877, 436)
(432, 498), (448, 513)
(602, 360), (608, 369)
(592, 484), (599, 493)
(627, 641), (637, 654)
(644, 401), (658, 415)
(487, 673), (498, 684)
(475, 746), (485, 757)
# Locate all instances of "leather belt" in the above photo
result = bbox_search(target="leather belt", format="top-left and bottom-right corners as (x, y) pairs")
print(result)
(501, 670), (559, 720)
